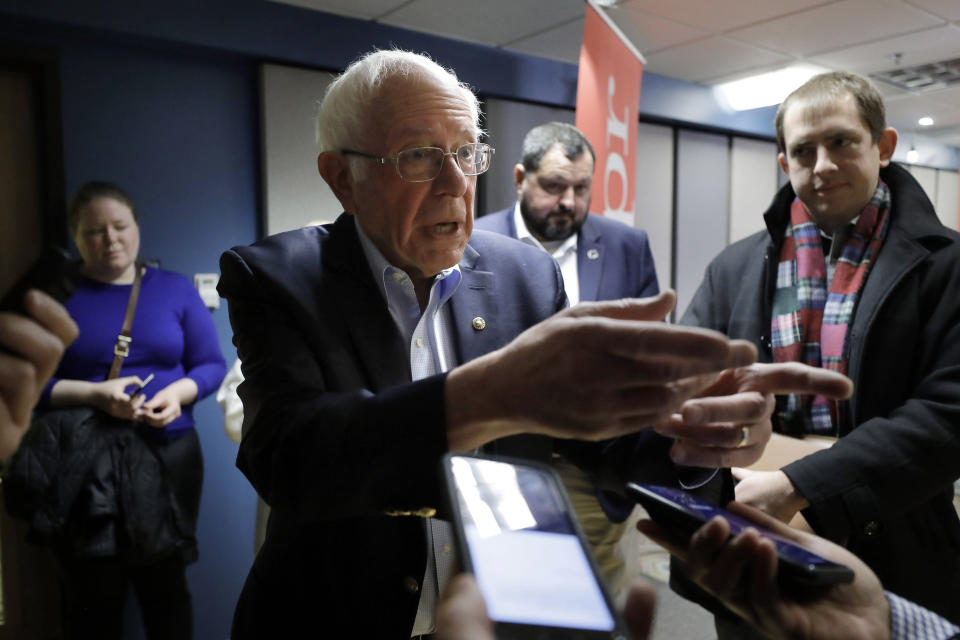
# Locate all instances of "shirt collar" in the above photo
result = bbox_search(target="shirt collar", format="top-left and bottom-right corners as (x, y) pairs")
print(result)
(354, 216), (461, 304)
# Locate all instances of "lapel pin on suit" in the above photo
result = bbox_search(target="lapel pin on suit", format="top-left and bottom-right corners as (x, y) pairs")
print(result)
(587, 248), (600, 260)
(472, 317), (486, 331)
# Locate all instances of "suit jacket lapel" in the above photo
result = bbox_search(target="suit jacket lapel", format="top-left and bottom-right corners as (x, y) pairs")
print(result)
(448, 243), (502, 364)
(578, 216), (603, 302)
(323, 215), (410, 390)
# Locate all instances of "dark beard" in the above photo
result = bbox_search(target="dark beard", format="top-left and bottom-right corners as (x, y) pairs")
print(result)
(519, 199), (586, 242)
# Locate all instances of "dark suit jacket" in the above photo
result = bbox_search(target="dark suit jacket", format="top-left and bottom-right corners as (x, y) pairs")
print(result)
(476, 207), (659, 301)
(681, 164), (960, 622)
(218, 213), (686, 638)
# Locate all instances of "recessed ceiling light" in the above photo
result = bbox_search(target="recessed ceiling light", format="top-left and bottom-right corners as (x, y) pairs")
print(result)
(714, 65), (830, 111)
(918, 116), (934, 126)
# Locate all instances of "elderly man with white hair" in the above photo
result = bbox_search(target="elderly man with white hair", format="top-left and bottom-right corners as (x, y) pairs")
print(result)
(218, 49), (851, 638)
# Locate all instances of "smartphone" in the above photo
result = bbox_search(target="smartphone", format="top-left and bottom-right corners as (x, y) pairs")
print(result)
(129, 373), (155, 398)
(442, 453), (631, 640)
(625, 483), (855, 591)
(0, 246), (78, 314)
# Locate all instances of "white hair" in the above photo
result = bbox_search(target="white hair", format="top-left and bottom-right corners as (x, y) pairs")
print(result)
(315, 49), (482, 165)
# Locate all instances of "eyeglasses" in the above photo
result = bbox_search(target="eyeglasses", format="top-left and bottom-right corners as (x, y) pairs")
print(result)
(342, 143), (495, 183)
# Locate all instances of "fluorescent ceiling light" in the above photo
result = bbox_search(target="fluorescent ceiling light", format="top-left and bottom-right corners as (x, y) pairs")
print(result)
(918, 116), (934, 126)
(715, 65), (830, 111)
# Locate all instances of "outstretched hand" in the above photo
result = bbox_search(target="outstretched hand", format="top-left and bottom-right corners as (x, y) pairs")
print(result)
(446, 291), (758, 450)
(654, 362), (853, 469)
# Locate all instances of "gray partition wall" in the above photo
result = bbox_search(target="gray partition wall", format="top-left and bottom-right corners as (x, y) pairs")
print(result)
(261, 63), (341, 235)
(635, 122), (675, 295)
(675, 130), (731, 319)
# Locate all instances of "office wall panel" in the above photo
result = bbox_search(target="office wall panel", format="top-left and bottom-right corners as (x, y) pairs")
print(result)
(909, 165), (938, 210)
(261, 64), (341, 235)
(676, 130), (729, 319)
(479, 98), (575, 216)
(935, 169), (959, 231)
(635, 122), (674, 291)
(729, 138), (779, 243)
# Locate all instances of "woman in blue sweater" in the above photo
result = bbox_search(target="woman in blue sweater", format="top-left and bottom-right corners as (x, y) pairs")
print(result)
(42, 181), (226, 639)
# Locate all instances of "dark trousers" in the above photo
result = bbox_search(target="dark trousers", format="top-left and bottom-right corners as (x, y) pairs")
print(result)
(59, 552), (193, 640)
(59, 428), (202, 640)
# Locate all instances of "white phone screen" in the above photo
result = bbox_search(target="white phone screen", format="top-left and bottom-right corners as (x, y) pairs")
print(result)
(451, 456), (615, 631)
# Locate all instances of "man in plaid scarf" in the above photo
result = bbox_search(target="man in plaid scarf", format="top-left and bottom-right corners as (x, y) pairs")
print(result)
(683, 70), (960, 626)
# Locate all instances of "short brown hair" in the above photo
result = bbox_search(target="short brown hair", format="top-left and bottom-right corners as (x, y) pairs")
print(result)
(775, 71), (886, 153)
(67, 181), (138, 236)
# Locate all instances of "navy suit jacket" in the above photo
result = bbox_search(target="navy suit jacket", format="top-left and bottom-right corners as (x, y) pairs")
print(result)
(218, 213), (683, 638)
(475, 206), (660, 302)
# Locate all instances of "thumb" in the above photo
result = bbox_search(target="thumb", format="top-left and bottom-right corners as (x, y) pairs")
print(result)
(563, 290), (677, 323)
(731, 466), (751, 481)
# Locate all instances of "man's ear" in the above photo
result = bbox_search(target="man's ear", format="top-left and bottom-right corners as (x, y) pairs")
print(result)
(318, 152), (358, 214)
(513, 163), (526, 198)
(778, 152), (788, 175)
(877, 127), (898, 168)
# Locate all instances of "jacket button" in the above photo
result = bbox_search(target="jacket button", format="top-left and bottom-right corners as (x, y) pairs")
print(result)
(863, 521), (880, 536)
(403, 576), (420, 594)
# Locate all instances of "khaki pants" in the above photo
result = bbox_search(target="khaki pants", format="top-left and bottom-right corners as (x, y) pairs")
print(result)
(553, 457), (629, 593)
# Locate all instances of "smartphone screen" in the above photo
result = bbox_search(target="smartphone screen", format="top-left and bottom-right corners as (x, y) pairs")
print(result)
(445, 454), (628, 639)
(626, 483), (854, 589)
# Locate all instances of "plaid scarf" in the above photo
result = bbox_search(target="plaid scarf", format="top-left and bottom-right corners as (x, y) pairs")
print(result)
(771, 180), (891, 435)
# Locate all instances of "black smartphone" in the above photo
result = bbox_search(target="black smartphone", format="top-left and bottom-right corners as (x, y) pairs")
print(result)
(625, 483), (855, 591)
(0, 246), (78, 314)
(442, 453), (631, 640)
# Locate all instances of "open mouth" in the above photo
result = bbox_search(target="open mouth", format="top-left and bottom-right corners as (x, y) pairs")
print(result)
(433, 222), (458, 234)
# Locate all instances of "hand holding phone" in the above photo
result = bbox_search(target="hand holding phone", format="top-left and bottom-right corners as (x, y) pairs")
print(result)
(626, 484), (854, 593)
(442, 453), (631, 640)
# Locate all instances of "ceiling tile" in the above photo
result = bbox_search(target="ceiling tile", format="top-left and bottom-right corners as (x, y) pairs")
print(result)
(605, 6), (708, 54)
(905, 0), (960, 21)
(505, 18), (584, 65)
(267, 0), (408, 20)
(379, 0), (584, 47)
(644, 36), (792, 83)
(729, 0), (945, 57)
(884, 91), (960, 132)
(809, 25), (960, 73)
(616, 0), (826, 33)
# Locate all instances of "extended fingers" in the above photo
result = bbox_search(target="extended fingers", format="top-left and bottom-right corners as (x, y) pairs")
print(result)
(739, 362), (853, 399)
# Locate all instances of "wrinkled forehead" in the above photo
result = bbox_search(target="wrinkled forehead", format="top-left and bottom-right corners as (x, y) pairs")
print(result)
(362, 73), (479, 142)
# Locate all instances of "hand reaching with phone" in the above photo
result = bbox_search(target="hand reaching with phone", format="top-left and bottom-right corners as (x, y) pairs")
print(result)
(0, 290), (79, 459)
(653, 363), (853, 469)
(638, 501), (890, 640)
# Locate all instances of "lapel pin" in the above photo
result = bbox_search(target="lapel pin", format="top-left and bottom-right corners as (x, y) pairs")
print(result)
(472, 317), (486, 331)
(587, 248), (600, 260)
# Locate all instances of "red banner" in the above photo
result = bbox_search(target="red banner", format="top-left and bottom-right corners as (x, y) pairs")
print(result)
(575, 1), (644, 226)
